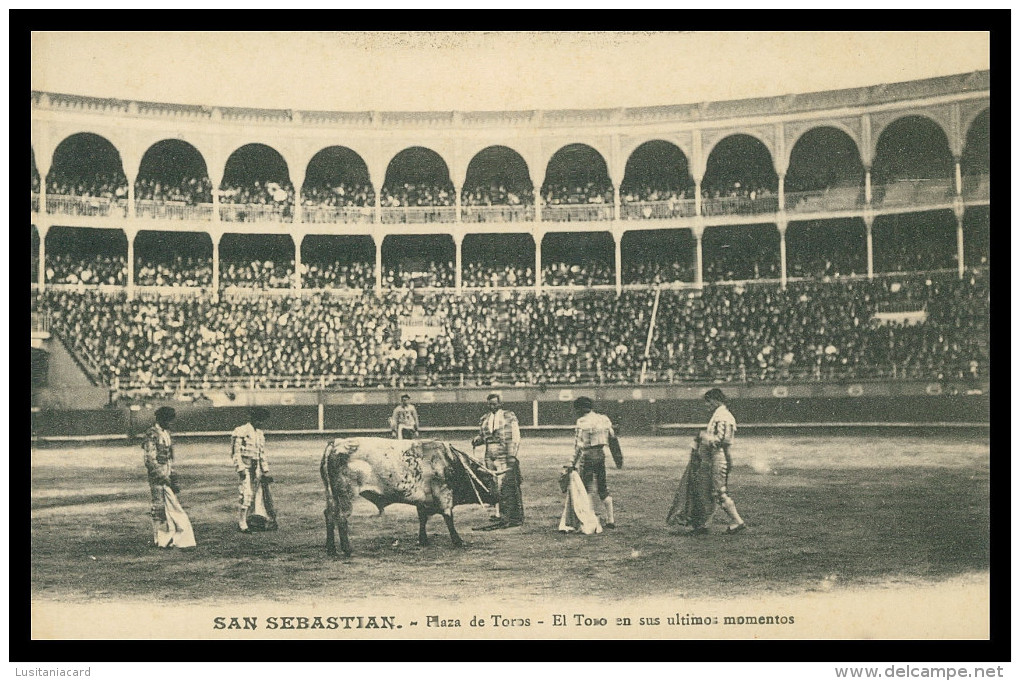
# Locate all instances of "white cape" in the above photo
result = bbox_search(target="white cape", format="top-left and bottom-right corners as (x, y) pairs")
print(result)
(558, 470), (603, 535)
(155, 487), (196, 548)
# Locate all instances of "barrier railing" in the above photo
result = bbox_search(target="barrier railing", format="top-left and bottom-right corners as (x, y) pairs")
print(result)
(31, 193), (40, 213)
(620, 199), (697, 220)
(701, 194), (779, 216)
(219, 203), (293, 223)
(135, 200), (213, 221)
(541, 204), (614, 222)
(785, 188), (864, 213)
(460, 205), (535, 223)
(108, 360), (989, 399)
(301, 205), (375, 224)
(45, 195), (128, 218)
(380, 206), (457, 224)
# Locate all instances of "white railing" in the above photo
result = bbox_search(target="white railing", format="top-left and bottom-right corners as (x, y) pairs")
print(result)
(379, 206), (457, 224)
(541, 204), (614, 222)
(701, 194), (779, 216)
(108, 360), (988, 399)
(219, 203), (293, 223)
(620, 199), (698, 220)
(45, 195), (128, 218)
(135, 200), (213, 221)
(131, 285), (209, 296)
(874, 179), (954, 208)
(218, 283), (296, 294)
(460, 205), (536, 223)
(785, 187), (863, 213)
(301, 205), (375, 224)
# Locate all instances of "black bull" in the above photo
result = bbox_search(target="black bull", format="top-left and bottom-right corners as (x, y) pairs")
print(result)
(320, 437), (499, 556)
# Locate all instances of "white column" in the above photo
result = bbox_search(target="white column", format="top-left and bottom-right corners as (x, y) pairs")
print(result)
(778, 173), (786, 213)
(955, 207), (965, 280)
(694, 178), (702, 217)
(954, 158), (963, 197)
(864, 167), (872, 206)
(126, 229), (135, 298)
(613, 231), (622, 295)
(534, 232), (542, 293)
(38, 224), (48, 290)
(454, 233), (463, 293)
(291, 170), (305, 226)
(613, 186), (621, 221)
(375, 190), (382, 224)
(212, 188), (221, 223)
(212, 232), (221, 292)
(375, 237), (383, 292)
(864, 216), (874, 279)
(778, 221), (787, 290)
(693, 224), (704, 289)
(127, 177), (136, 219)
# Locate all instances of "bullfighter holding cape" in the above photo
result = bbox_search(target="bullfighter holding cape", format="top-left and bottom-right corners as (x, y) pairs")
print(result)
(232, 407), (278, 533)
(143, 407), (196, 548)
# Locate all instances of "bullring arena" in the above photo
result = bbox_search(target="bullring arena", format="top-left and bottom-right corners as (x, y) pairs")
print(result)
(29, 33), (990, 640)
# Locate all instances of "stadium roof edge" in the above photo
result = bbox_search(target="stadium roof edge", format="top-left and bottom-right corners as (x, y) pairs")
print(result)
(31, 69), (989, 125)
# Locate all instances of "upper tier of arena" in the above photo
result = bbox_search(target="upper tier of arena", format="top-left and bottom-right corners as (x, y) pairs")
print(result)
(31, 70), (988, 207)
(30, 70), (990, 292)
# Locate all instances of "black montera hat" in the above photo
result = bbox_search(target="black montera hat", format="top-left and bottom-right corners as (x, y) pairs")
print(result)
(573, 396), (594, 411)
(704, 388), (727, 403)
(155, 406), (176, 422)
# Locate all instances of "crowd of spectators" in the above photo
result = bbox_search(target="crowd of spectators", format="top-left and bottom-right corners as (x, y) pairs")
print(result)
(542, 261), (615, 287)
(45, 253), (127, 286)
(46, 169), (128, 201)
(381, 183), (455, 207)
(382, 261), (456, 289)
(461, 263), (535, 288)
(542, 182), (614, 206)
(219, 181), (295, 207)
(702, 248), (780, 283)
(38, 271), (988, 393)
(301, 261), (374, 289)
(700, 181), (777, 215)
(875, 226), (957, 273)
(623, 260), (694, 285)
(301, 183), (374, 208)
(620, 186), (692, 203)
(135, 256), (212, 287)
(647, 273), (988, 383)
(461, 185), (534, 207)
(701, 181), (775, 201)
(220, 259), (295, 289)
(135, 177), (213, 205)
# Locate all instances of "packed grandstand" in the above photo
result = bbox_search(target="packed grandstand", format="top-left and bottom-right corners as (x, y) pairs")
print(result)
(30, 72), (989, 401)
